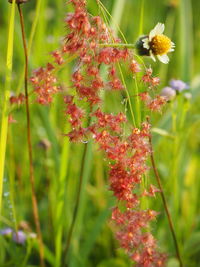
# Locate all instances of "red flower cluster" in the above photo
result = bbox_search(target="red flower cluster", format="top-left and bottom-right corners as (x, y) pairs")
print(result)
(64, 1), (131, 104)
(30, 63), (59, 105)
(142, 68), (160, 88)
(112, 207), (166, 267)
(10, 93), (25, 106)
(139, 92), (166, 112)
(90, 121), (166, 266)
(139, 68), (166, 112)
(65, 94), (166, 266)
(62, 1), (166, 266)
(130, 59), (141, 74)
(64, 95), (85, 127)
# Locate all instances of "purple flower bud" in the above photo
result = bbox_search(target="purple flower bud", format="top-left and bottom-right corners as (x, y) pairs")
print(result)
(12, 231), (27, 244)
(0, 228), (12, 236)
(160, 87), (176, 101)
(169, 79), (189, 92)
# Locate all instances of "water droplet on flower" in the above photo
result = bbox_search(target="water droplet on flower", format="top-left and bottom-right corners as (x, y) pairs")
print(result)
(81, 140), (88, 144)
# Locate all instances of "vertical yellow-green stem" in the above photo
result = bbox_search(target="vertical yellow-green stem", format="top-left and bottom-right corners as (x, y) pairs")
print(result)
(138, 0), (144, 36)
(171, 100), (179, 218)
(27, 0), (42, 54)
(110, 0), (126, 36)
(55, 123), (70, 267)
(8, 128), (18, 232)
(134, 77), (141, 127)
(118, 65), (136, 127)
(0, 0), (16, 215)
(179, 0), (193, 81)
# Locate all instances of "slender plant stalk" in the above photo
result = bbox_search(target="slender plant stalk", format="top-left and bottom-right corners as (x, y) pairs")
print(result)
(97, 0), (127, 43)
(109, 0), (126, 36)
(17, 4), (45, 266)
(134, 77), (141, 127)
(63, 113), (92, 265)
(149, 134), (183, 267)
(55, 123), (70, 267)
(8, 130), (18, 233)
(118, 64), (136, 127)
(63, 141), (89, 266)
(99, 43), (135, 48)
(0, 0), (16, 215)
(138, 0), (144, 36)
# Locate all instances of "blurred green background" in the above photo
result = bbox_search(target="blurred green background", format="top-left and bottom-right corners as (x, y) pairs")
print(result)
(0, 0), (200, 266)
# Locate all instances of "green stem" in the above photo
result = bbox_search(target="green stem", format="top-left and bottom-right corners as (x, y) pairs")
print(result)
(63, 141), (90, 266)
(138, 0), (144, 36)
(55, 123), (70, 267)
(118, 64), (136, 127)
(149, 134), (183, 267)
(97, 0), (127, 43)
(8, 129), (18, 233)
(0, 0), (16, 215)
(134, 77), (141, 127)
(17, 4), (45, 266)
(99, 43), (135, 49)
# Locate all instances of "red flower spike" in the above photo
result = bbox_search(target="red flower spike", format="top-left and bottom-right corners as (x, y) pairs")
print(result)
(30, 1), (167, 265)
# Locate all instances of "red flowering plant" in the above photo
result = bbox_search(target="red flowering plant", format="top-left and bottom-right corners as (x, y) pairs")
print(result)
(28, 0), (182, 266)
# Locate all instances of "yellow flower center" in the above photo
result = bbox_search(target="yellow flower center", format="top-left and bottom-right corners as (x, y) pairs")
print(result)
(150, 34), (172, 55)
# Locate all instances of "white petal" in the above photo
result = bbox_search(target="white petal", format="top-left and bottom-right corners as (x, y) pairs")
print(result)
(157, 54), (169, 64)
(171, 41), (175, 47)
(149, 23), (165, 40)
(169, 42), (175, 52)
(142, 38), (150, 49)
(150, 51), (156, 62)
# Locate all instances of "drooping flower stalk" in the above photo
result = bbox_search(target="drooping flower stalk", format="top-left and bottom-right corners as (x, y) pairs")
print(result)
(17, 3), (45, 266)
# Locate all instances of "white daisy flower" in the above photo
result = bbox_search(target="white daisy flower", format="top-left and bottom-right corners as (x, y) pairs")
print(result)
(136, 23), (175, 64)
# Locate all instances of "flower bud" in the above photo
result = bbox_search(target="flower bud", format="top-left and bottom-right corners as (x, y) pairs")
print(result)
(135, 35), (150, 56)
(169, 79), (189, 92)
(160, 86), (176, 101)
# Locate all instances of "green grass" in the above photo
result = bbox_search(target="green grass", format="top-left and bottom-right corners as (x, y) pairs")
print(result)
(0, 0), (200, 266)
